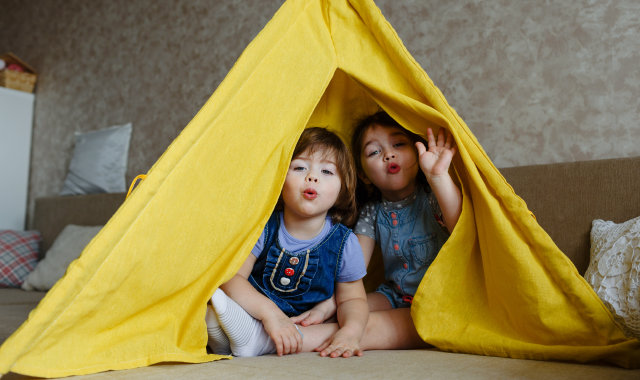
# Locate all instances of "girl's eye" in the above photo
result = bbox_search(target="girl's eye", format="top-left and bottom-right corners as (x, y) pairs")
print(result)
(393, 143), (406, 148)
(367, 150), (380, 157)
(293, 166), (307, 171)
(321, 169), (334, 175)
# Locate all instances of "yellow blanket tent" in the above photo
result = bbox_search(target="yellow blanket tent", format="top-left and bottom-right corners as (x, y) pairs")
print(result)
(1, 0), (638, 377)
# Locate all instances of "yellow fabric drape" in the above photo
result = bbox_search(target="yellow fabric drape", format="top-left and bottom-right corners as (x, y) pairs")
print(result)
(1, 0), (638, 377)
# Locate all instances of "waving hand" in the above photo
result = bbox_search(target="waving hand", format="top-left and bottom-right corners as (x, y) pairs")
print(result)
(415, 127), (457, 179)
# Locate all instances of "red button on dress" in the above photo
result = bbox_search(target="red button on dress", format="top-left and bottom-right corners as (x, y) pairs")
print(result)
(403, 263), (408, 269)
(393, 244), (400, 251)
(391, 213), (397, 219)
(285, 268), (295, 276)
(392, 220), (398, 226)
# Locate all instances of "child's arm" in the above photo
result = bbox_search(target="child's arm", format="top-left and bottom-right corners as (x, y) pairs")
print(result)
(220, 255), (303, 356)
(290, 295), (336, 326)
(292, 230), (376, 327)
(315, 279), (369, 358)
(357, 234), (376, 267)
(416, 127), (462, 232)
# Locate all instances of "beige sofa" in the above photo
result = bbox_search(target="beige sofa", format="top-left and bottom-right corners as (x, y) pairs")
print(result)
(2, 156), (640, 379)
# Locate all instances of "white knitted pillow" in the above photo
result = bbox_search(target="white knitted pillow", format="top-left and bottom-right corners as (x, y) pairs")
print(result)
(584, 216), (640, 339)
(22, 225), (102, 291)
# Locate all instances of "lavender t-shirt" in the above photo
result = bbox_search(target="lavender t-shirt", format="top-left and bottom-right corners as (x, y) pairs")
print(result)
(251, 213), (367, 283)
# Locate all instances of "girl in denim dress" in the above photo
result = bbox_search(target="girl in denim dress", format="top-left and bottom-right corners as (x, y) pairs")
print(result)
(206, 127), (370, 358)
(299, 111), (462, 352)
(350, 111), (461, 313)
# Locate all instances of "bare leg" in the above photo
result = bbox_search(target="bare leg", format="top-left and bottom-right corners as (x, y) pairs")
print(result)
(359, 308), (430, 350)
(367, 292), (392, 312)
(298, 323), (339, 352)
(298, 307), (429, 353)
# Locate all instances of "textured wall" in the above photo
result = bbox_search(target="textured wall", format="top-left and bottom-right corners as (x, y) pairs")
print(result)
(0, 0), (285, 227)
(1, 0), (639, 227)
(380, 0), (640, 167)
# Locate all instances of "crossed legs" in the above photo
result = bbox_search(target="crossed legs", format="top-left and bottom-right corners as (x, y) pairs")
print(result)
(207, 289), (430, 355)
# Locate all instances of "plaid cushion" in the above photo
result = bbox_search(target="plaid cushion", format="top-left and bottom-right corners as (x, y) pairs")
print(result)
(0, 230), (41, 288)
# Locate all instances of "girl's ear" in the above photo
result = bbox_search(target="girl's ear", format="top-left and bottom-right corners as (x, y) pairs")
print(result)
(358, 171), (372, 185)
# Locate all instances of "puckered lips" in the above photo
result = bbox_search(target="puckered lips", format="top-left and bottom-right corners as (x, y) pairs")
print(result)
(303, 188), (318, 200)
(387, 162), (401, 174)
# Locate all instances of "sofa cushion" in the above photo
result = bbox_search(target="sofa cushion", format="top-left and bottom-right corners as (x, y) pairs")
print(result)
(0, 288), (46, 306)
(0, 230), (40, 288)
(3, 348), (638, 379)
(60, 123), (132, 196)
(0, 286), (637, 379)
(33, 193), (126, 259)
(500, 156), (640, 275)
(0, 289), (46, 347)
(0, 303), (43, 346)
(22, 225), (102, 291)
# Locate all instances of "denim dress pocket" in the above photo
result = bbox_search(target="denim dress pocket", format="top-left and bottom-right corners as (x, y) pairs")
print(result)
(264, 248), (318, 299)
(408, 234), (437, 267)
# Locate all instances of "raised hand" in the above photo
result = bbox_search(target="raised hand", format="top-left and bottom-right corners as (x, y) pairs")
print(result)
(415, 127), (457, 180)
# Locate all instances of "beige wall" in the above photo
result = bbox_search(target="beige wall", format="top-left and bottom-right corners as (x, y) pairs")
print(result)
(1, 0), (639, 227)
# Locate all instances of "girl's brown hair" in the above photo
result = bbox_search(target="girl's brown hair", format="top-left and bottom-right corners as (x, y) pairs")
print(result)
(285, 127), (358, 228)
(350, 111), (428, 213)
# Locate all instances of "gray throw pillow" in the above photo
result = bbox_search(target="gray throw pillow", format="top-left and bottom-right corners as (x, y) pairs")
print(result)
(22, 225), (103, 291)
(60, 123), (132, 195)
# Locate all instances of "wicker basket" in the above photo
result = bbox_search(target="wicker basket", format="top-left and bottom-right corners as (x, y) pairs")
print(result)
(0, 52), (37, 93)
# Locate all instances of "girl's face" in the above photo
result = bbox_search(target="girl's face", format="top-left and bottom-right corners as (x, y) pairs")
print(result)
(282, 149), (342, 220)
(359, 124), (420, 201)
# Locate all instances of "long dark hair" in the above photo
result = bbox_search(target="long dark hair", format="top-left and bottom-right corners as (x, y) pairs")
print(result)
(350, 111), (428, 213)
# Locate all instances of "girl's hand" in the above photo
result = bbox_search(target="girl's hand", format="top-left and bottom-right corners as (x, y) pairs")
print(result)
(416, 127), (457, 180)
(315, 328), (363, 358)
(262, 311), (303, 356)
(290, 296), (336, 326)
(290, 309), (326, 326)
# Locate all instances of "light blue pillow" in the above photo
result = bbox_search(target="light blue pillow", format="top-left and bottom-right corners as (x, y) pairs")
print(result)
(60, 123), (132, 195)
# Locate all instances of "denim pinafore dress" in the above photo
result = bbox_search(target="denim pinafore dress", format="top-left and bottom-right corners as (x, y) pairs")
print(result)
(374, 187), (449, 308)
(248, 213), (351, 316)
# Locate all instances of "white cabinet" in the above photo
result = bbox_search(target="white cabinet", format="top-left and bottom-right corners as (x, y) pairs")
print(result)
(0, 86), (35, 230)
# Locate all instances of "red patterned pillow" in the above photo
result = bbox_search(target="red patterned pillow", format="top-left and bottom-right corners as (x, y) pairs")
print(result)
(0, 230), (41, 288)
